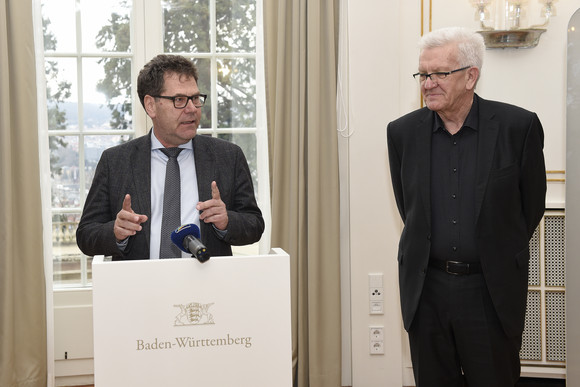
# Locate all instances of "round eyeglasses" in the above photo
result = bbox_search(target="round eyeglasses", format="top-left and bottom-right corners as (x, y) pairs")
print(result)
(153, 94), (207, 109)
(412, 66), (472, 84)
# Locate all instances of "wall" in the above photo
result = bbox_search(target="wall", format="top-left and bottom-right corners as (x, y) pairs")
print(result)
(342, 0), (579, 386)
(565, 8), (580, 385)
(53, 289), (94, 386)
(340, 1), (412, 386)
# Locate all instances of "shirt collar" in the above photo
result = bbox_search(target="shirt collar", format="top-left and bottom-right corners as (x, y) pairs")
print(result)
(432, 94), (480, 133)
(150, 129), (193, 150)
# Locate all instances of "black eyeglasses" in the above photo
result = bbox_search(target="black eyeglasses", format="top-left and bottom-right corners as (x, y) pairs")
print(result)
(412, 66), (472, 83)
(153, 94), (207, 108)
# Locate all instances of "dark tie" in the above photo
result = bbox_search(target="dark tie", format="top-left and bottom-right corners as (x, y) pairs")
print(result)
(159, 147), (183, 258)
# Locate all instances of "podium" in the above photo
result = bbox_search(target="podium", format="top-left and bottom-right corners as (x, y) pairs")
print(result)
(92, 248), (292, 386)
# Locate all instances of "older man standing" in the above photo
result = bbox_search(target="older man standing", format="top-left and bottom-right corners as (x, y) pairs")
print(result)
(387, 27), (546, 386)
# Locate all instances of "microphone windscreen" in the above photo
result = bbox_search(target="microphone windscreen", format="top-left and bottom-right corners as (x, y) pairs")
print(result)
(170, 224), (201, 253)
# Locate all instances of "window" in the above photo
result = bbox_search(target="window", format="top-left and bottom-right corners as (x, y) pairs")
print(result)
(40, 0), (269, 288)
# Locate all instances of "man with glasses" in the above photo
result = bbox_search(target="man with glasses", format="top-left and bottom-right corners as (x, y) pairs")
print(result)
(77, 54), (264, 260)
(387, 27), (546, 386)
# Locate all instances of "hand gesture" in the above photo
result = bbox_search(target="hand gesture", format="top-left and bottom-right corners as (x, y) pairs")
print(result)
(197, 181), (229, 230)
(114, 194), (148, 242)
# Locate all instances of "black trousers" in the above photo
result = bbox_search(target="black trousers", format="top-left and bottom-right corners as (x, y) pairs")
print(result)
(408, 267), (522, 387)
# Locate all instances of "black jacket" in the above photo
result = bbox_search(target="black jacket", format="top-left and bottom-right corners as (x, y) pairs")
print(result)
(387, 94), (546, 337)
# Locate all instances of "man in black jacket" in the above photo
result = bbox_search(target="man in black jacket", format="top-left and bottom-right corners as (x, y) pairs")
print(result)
(387, 27), (546, 386)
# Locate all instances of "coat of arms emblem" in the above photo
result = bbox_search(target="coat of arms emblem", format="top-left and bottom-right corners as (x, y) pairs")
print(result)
(174, 302), (215, 326)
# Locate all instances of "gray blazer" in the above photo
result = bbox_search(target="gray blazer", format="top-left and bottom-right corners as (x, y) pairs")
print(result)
(387, 94), (546, 337)
(77, 131), (264, 260)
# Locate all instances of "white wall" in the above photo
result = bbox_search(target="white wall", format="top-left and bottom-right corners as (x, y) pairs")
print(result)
(341, 1), (413, 386)
(565, 9), (580, 385)
(53, 289), (94, 386)
(342, 0), (579, 386)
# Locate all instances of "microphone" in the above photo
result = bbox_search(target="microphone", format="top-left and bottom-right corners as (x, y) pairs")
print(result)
(170, 224), (211, 263)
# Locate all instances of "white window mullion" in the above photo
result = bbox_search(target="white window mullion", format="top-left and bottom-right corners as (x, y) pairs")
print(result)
(75, 0), (87, 211)
(142, 0), (164, 57)
(129, 0), (146, 136)
(210, 0), (218, 137)
(76, 0), (89, 285)
(254, 0), (271, 254)
(137, 0), (163, 135)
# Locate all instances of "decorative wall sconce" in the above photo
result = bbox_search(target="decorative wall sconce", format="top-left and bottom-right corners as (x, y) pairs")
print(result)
(470, 0), (557, 48)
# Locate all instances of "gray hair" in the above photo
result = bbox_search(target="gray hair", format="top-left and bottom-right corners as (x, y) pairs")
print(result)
(419, 27), (485, 71)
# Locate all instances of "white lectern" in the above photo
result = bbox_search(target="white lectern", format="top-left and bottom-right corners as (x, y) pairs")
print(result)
(92, 248), (292, 386)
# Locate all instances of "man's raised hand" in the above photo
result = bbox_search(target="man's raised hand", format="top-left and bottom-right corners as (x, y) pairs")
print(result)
(114, 194), (148, 242)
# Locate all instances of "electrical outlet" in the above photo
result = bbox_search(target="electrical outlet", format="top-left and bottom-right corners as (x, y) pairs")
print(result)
(370, 326), (384, 341)
(371, 341), (385, 355)
(369, 273), (384, 301)
(369, 273), (384, 315)
(369, 326), (385, 355)
(370, 341), (384, 354)
(370, 287), (384, 300)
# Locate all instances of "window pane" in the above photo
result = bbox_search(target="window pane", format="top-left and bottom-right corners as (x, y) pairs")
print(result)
(218, 58), (256, 128)
(193, 58), (212, 128)
(218, 133), (257, 196)
(46, 58), (78, 131)
(216, 0), (256, 53)
(50, 136), (80, 208)
(84, 135), (133, 195)
(42, 0), (76, 52)
(81, 0), (132, 52)
(162, 0), (210, 53)
(52, 212), (83, 285)
(83, 58), (133, 130)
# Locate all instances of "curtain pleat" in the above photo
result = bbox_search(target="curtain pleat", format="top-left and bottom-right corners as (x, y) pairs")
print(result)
(0, 1), (48, 386)
(264, 1), (341, 386)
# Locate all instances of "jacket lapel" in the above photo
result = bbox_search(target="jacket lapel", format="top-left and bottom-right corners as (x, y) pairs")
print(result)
(416, 109), (433, 228)
(132, 132), (152, 250)
(474, 98), (499, 225)
(192, 135), (217, 241)
(192, 135), (215, 202)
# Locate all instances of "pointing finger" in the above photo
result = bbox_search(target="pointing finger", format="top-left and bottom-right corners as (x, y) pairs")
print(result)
(211, 181), (221, 200)
(122, 194), (132, 212)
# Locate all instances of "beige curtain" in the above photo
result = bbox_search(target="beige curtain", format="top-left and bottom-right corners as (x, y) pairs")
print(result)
(0, 1), (48, 386)
(264, 1), (341, 386)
